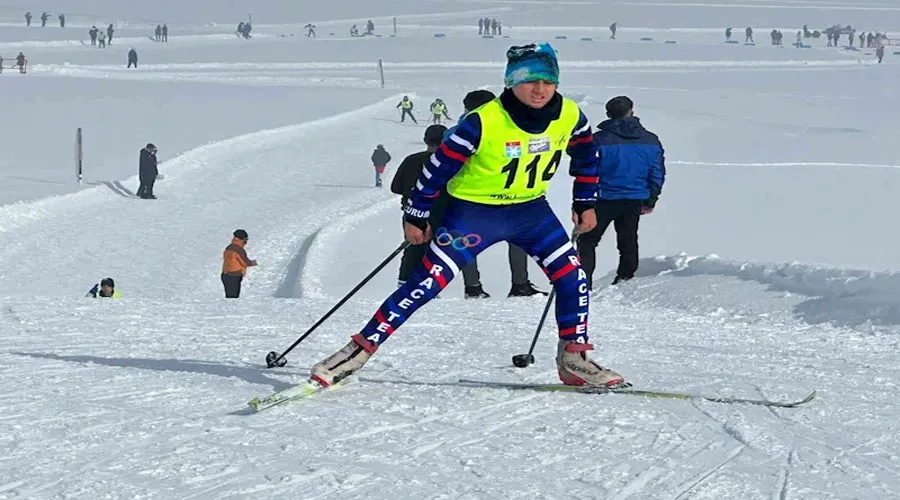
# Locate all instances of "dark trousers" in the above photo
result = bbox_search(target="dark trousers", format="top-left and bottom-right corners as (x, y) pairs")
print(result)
(400, 109), (417, 123)
(127, 60), (136, 68)
(137, 176), (155, 198)
(577, 199), (643, 289)
(221, 273), (243, 298)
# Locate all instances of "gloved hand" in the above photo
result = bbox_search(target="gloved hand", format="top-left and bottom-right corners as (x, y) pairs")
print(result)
(403, 216), (431, 244)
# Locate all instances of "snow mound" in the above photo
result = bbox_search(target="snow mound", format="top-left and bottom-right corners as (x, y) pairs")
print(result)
(599, 254), (900, 333)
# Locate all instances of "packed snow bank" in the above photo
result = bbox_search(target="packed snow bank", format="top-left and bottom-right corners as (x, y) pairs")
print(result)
(599, 254), (900, 332)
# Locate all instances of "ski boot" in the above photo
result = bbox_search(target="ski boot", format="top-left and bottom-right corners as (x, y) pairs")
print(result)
(508, 281), (548, 297)
(310, 335), (376, 387)
(556, 340), (625, 387)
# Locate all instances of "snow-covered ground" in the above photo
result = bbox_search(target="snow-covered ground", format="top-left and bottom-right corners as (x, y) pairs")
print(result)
(2, 0), (900, 498)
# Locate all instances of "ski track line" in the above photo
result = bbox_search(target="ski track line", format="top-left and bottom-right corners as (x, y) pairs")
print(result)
(774, 449), (794, 500)
(690, 401), (754, 449)
(611, 465), (665, 500)
(670, 444), (746, 500)
(299, 196), (402, 299)
(300, 181), (400, 299)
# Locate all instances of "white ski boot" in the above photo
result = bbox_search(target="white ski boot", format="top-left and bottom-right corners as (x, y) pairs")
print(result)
(310, 335), (376, 387)
(556, 340), (625, 387)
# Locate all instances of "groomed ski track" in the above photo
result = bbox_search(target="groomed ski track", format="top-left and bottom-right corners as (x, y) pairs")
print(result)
(2, 98), (899, 499)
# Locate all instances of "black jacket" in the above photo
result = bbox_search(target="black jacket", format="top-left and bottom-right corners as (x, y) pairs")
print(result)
(128, 49), (138, 62)
(391, 151), (430, 209)
(390, 150), (451, 224)
(139, 148), (158, 181)
(371, 147), (391, 167)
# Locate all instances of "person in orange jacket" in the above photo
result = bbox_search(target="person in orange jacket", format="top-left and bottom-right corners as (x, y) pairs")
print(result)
(221, 229), (257, 298)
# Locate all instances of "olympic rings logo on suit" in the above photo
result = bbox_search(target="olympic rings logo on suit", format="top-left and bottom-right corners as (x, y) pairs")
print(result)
(435, 227), (482, 250)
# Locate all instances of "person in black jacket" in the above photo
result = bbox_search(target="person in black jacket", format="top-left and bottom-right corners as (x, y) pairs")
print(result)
(391, 126), (448, 288)
(371, 144), (391, 187)
(127, 48), (138, 68)
(137, 143), (159, 199)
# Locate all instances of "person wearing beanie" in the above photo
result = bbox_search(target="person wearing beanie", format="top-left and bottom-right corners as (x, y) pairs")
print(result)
(312, 42), (626, 390)
(221, 229), (257, 298)
(87, 277), (121, 298)
(577, 95), (665, 289)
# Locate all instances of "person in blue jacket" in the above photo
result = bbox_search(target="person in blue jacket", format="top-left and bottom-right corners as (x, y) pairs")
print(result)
(577, 95), (665, 289)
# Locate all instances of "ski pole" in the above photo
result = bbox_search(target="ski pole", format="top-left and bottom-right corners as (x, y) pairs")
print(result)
(511, 230), (579, 368)
(511, 288), (555, 367)
(266, 240), (410, 368)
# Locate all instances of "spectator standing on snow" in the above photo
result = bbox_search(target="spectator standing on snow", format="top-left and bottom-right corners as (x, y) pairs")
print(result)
(40, 12), (48, 27)
(610, 22), (617, 39)
(221, 229), (257, 298)
(162, 24), (168, 42)
(127, 48), (138, 68)
(725, 27), (732, 41)
(478, 18), (484, 35)
(745, 26), (754, 43)
(89, 26), (98, 46)
(25, 12), (32, 26)
(108, 24), (115, 44)
(366, 20), (375, 34)
(305, 23), (316, 37)
(371, 144), (392, 187)
(577, 96), (665, 289)
(137, 143), (158, 199)
(876, 43), (885, 63)
(391, 126), (447, 288)
(58, 13), (65, 27)
(98, 31), (106, 48)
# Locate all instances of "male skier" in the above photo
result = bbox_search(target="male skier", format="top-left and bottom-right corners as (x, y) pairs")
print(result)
(311, 43), (626, 388)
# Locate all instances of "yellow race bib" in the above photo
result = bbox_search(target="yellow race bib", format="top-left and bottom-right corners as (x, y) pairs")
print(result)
(448, 97), (580, 205)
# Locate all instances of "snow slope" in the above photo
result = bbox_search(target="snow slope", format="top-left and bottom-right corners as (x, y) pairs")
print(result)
(2, 0), (900, 498)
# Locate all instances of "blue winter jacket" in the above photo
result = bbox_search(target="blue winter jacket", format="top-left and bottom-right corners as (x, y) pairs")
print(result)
(593, 117), (665, 206)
